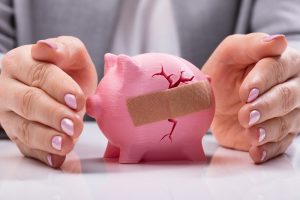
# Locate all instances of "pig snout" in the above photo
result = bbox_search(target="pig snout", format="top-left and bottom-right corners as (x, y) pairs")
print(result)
(86, 95), (101, 119)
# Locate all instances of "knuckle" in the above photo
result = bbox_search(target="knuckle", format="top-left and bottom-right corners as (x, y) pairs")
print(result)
(224, 34), (241, 43)
(258, 98), (272, 112)
(1, 51), (15, 73)
(278, 117), (288, 138)
(278, 85), (295, 114)
(16, 143), (31, 157)
(270, 59), (285, 83)
(277, 139), (289, 155)
(20, 119), (31, 146)
(52, 106), (65, 124)
(20, 89), (38, 118)
(30, 63), (50, 88)
(68, 37), (86, 57)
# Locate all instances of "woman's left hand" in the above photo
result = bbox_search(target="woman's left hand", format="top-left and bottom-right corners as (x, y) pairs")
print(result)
(203, 33), (300, 163)
(238, 45), (300, 163)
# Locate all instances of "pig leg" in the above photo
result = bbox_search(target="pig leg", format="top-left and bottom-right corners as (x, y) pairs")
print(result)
(104, 142), (120, 158)
(119, 147), (145, 164)
(182, 141), (206, 161)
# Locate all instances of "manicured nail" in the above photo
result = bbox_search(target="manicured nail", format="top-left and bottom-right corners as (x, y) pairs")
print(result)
(249, 110), (261, 126)
(262, 34), (285, 42)
(37, 39), (58, 49)
(52, 136), (62, 151)
(247, 88), (259, 103)
(258, 128), (266, 143)
(61, 118), (74, 136)
(261, 150), (267, 162)
(64, 94), (77, 109)
(47, 154), (53, 166)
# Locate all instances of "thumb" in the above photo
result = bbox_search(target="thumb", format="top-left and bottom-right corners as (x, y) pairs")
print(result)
(31, 36), (98, 96)
(203, 33), (288, 72)
(32, 36), (93, 70)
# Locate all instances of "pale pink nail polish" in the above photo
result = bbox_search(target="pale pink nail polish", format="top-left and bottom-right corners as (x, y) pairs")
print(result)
(37, 39), (58, 49)
(47, 154), (53, 166)
(262, 34), (285, 42)
(261, 150), (267, 161)
(247, 88), (259, 103)
(258, 128), (266, 143)
(64, 94), (77, 109)
(52, 136), (62, 151)
(249, 110), (261, 126)
(61, 118), (74, 136)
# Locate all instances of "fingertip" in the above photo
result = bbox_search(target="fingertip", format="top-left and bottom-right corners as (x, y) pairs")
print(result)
(56, 135), (76, 155)
(249, 146), (265, 164)
(64, 91), (85, 112)
(50, 154), (66, 168)
(32, 39), (59, 61)
(37, 39), (58, 50)
(244, 127), (260, 145)
(238, 106), (250, 128)
(73, 115), (84, 139)
(75, 91), (86, 111)
(260, 34), (288, 55)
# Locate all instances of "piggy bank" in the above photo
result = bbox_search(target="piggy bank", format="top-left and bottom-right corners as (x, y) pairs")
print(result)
(86, 53), (215, 163)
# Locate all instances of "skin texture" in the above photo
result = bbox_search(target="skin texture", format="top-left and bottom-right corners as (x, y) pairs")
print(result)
(0, 36), (97, 168)
(202, 33), (300, 164)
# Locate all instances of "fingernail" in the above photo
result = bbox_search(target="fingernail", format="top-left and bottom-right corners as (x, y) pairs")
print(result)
(249, 110), (261, 126)
(258, 128), (266, 143)
(61, 118), (74, 136)
(52, 136), (62, 151)
(47, 154), (53, 166)
(247, 88), (260, 103)
(262, 34), (285, 42)
(261, 150), (267, 161)
(64, 94), (77, 110)
(37, 39), (58, 50)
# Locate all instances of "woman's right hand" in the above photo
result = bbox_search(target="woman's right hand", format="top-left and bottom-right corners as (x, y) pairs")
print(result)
(0, 36), (98, 168)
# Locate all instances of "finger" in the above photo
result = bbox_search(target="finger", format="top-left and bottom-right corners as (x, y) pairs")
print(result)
(204, 33), (287, 69)
(1, 45), (85, 111)
(244, 108), (300, 145)
(1, 78), (83, 138)
(31, 36), (98, 95)
(240, 47), (300, 103)
(32, 36), (91, 70)
(1, 111), (75, 156)
(16, 142), (66, 168)
(249, 133), (295, 164)
(238, 78), (300, 128)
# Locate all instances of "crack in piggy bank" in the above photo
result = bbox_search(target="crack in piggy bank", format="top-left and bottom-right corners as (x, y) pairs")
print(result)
(152, 65), (195, 142)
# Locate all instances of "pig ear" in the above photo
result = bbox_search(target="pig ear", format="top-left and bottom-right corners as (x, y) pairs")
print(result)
(104, 53), (118, 75)
(117, 54), (140, 75)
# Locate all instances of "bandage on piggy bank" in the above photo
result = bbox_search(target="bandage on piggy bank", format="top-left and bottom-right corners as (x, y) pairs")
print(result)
(86, 53), (215, 163)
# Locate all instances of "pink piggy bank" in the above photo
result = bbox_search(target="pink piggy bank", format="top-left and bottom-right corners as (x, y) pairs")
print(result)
(86, 53), (215, 163)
